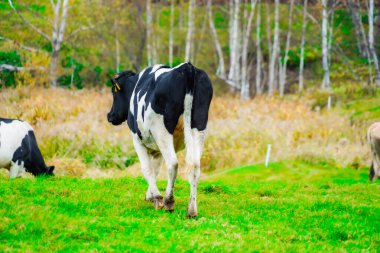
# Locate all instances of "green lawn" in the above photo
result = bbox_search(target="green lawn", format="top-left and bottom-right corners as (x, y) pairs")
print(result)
(0, 162), (379, 252)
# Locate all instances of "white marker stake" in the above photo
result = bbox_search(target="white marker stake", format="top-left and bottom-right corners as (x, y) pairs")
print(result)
(327, 96), (331, 110)
(265, 144), (271, 167)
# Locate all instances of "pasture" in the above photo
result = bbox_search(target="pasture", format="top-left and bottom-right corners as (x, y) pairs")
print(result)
(0, 162), (379, 252)
(0, 87), (379, 251)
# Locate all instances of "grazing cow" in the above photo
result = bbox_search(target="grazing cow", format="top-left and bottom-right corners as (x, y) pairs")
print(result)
(107, 62), (213, 217)
(368, 122), (380, 181)
(0, 118), (54, 178)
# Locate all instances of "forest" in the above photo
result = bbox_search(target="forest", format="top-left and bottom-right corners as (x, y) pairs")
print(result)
(0, 0), (379, 95)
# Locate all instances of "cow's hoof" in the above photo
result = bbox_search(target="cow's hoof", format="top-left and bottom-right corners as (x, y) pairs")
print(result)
(145, 196), (154, 202)
(153, 196), (164, 210)
(186, 210), (198, 219)
(164, 198), (175, 212)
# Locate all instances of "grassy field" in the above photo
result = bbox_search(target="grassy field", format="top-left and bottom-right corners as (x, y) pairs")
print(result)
(1, 87), (379, 251)
(0, 161), (379, 252)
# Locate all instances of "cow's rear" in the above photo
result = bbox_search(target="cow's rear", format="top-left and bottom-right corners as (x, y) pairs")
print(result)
(368, 122), (380, 181)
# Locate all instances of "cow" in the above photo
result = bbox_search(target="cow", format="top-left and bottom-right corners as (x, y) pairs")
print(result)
(368, 122), (380, 181)
(0, 118), (54, 178)
(107, 62), (213, 217)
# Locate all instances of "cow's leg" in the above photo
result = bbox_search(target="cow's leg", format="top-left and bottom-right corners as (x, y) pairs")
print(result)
(9, 161), (25, 179)
(133, 135), (163, 209)
(151, 130), (178, 212)
(186, 129), (206, 218)
(145, 154), (163, 202)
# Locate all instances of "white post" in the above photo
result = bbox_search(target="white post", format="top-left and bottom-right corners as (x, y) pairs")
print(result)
(327, 95), (331, 110)
(265, 144), (272, 167)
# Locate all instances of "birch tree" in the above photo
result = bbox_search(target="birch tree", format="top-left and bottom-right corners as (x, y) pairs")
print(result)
(368, 0), (380, 85)
(115, 21), (120, 73)
(6, 0), (97, 86)
(185, 0), (195, 62)
(169, 0), (174, 66)
(8, 0), (70, 87)
(227, 0), (241, 90)
(146, 0), (153, 65)
(207, 0), (226, 79)
(279, 0), (294, 97)
(298, 0), (308, 92)
(255, 0), (262, 95)
(348, 0), (369, 58)
(241, 0), (257, 100)
(268, 0), (279, 95)
(321, 0), (330, 89)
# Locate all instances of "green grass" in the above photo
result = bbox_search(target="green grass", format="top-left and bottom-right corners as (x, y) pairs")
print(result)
(0, 162), (379, 252)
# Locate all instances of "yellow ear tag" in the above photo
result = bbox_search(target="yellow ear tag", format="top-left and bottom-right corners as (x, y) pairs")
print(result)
(115, 83), (121, 91)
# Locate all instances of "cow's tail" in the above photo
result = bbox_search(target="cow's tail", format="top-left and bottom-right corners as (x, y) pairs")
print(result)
(183, 62), (196, 167)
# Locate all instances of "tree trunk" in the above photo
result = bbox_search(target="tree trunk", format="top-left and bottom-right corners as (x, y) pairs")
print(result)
(49, 0), (69, 87)
(321, 0), (330, 89)
(256, 0), (262, 95)
(298, 0), (308, 93)
(146, 0), (153, 66)
(169, 0), (174, 66)
(268, 0), (279, 96)
(279, 0), (294, 97)
(348, 0), (369, 58)
(241, 0), (257, 100)
(227, 0), (241, 90)
(328, 5), (335, 70)
(115, 21), (120, 73)
(374, 2), (380, 49)
(185, 0), (195, 62)
(207, 0), (226, 79)
(179, 0), (184, 29)
(368, 0), (380, 85)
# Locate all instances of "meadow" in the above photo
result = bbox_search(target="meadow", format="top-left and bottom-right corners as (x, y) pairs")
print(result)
(0, 87), (379, 251)
(0, 162), (378, 252)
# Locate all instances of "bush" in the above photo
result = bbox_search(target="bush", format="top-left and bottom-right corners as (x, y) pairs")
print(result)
(0, 50), (21, 88)
(58, 57), (84, 89)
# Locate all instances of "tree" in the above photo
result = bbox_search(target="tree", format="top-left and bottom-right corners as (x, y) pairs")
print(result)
(7, 0), (96, 87)
(240, 0), (257, 100)
(279, 0), (295, 97)
(227, 0), (241, 90)
(185, 0), (195, 62)
(368, 0), (380, 85)
(169, 0), (175, 66)
(268, 0), (279, 95)
(255, 0), (262, 95)
(299, 0), (308, 92)
(146, 0), (153, 66)
(207, 0), (226, 79)
(321, 0), (330, 89)
(347, 0), (369, 58)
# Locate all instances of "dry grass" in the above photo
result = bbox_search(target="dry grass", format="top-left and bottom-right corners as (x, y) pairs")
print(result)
(0, 87), (370, 178)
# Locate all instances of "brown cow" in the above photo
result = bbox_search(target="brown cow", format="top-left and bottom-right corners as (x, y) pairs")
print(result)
(367, 122), (380, 181)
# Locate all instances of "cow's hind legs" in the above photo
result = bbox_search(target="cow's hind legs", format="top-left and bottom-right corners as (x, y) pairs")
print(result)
(152, 129), (178, 212)
(133, 135), (163, 209)
(186, 130), (205, 218)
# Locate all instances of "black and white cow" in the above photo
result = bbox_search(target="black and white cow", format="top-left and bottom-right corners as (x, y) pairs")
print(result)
(368, 122), (380, 181)
(107, 62), (213, 217)
(0, 118), (54, 178)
